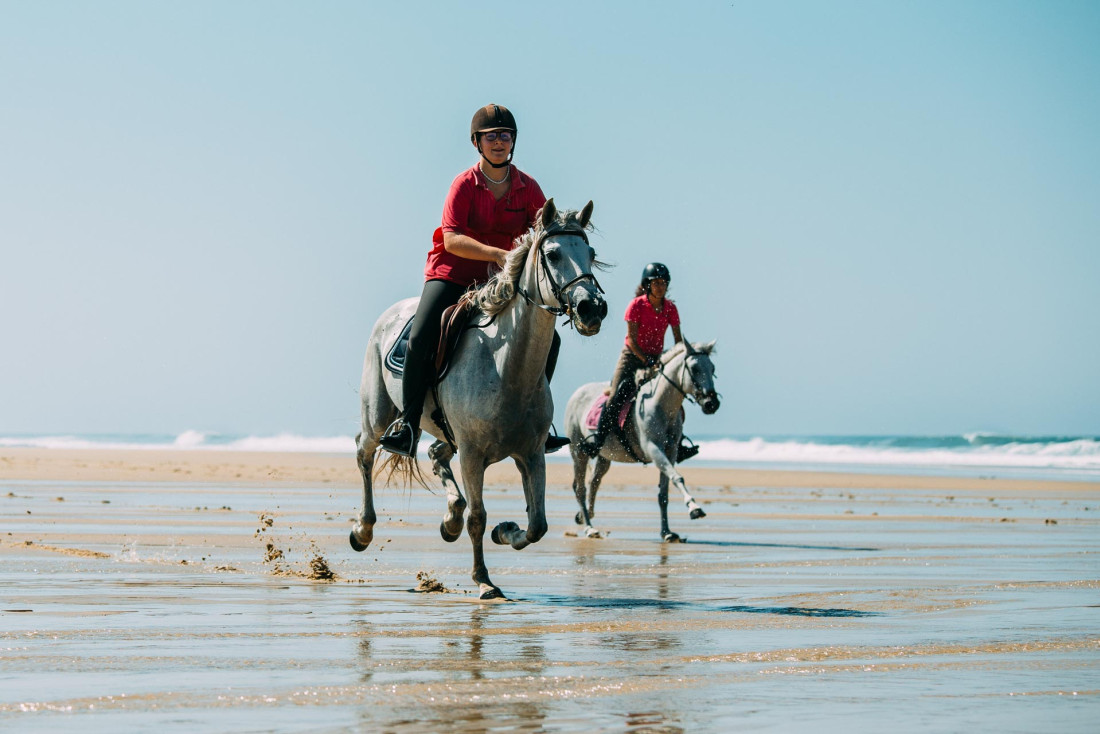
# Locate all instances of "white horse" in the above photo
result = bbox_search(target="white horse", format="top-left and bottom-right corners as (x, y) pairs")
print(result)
(353, 200), (607, 599)
(564, 341), (720, 542)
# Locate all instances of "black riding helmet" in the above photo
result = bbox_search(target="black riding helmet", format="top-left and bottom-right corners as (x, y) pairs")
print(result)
(641, 262), (671, 292)
(470, 104), (517, 169)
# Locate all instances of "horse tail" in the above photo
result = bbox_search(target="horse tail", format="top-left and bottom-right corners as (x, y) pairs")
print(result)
(373, 450), (432, 490)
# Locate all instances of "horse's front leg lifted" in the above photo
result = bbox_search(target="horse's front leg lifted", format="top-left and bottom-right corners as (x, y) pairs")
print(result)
(492, 453), (548, 549)
(429, 440), (466, 542)
(644, 440), (698, 542)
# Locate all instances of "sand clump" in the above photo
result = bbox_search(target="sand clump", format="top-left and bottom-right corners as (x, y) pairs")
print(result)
(254, 511), (338, 582)
(414, 571), (453, 593)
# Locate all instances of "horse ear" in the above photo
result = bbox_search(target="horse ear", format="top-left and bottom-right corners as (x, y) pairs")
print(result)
(683, 338), (695, 356)
(704, 340), (716, 354)
(540, 198), (557, 229)
(578, 200), (594, 229)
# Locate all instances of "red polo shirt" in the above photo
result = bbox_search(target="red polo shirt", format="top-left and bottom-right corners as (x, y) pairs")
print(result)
(423, 164), (547, 287)
(624, 295), (680, 356)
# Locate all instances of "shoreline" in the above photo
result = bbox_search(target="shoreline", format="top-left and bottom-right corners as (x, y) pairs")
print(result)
(2, 447), (1097, 494)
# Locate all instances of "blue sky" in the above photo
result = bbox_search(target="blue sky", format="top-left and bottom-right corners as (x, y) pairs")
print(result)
(2, 0), (1097, 437)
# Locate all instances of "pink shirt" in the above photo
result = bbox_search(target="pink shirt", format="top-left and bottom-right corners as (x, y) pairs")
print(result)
(624, 295), (680, 356)
(423, 164), (547, 287)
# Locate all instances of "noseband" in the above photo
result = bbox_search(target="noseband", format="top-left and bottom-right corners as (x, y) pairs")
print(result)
(518, 224), (604, 319)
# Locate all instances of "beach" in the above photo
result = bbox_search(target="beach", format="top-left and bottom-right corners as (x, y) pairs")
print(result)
(2, 448), (1098, 732)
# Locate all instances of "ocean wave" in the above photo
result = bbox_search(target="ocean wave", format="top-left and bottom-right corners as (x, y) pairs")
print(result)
(695, 437), (1100, 470)
(0, 432), (355, 454)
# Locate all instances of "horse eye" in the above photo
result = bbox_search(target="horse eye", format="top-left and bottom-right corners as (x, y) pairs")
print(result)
(545, 248), (561, 263)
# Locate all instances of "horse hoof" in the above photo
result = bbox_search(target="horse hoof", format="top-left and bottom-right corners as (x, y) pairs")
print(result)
(349, 530), (369, 552)
(690, 508), (707, 520)
(439, 521), (461, 543)
(479, 586), (505, 600)
(585, 527), (603, 539)
(490, 521), (520, 545)
(662, 532), (683, 543)
(574, 511), (584, 525)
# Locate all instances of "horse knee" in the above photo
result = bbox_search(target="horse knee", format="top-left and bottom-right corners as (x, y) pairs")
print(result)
(467, 510), (487, 534)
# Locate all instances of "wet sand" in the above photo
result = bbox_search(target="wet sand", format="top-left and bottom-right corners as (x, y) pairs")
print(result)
(2, 449), (1098, 732)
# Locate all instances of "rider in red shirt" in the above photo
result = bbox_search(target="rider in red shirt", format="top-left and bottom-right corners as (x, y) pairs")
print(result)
(581, 262), (683, 458)
(379, 104), (569, 458)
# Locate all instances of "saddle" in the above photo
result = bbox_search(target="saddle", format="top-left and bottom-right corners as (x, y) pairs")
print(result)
(583, 390), (695, 463)
(384, 295), (478, 381)
(583, 392), (633, 432)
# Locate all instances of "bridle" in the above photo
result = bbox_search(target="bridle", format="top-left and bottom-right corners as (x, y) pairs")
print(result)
(518, 224), (604, 320)
(644, 347), (717, 407)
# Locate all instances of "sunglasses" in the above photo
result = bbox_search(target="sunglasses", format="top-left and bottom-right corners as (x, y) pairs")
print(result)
(481, 130), (513, 143)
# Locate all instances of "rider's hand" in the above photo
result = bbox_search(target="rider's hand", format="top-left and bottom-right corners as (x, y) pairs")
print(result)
(644, 355), (658, 368)
(494, 249), (508, 268)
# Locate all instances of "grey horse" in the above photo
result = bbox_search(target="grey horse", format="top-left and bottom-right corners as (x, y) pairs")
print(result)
(564, 340), (720, 542)
(353, 200), (607, 599)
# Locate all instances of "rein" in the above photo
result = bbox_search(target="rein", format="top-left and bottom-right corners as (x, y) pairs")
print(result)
(640, 349), (702, 406)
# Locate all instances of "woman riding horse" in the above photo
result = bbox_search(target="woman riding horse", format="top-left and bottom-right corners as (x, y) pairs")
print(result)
(379, 104), (569, 457)
(582, 262), (697, 459)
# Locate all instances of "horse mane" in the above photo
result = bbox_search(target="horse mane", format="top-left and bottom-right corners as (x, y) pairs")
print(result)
(661, 340), (715, 364)
(466, 207), (601, 316)
(660, 341), (689, 365)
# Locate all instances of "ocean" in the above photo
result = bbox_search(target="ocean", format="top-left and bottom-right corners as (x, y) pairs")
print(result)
(3, 431), (1098, 482)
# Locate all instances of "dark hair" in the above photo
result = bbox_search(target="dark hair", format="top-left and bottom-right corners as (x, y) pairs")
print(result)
(635, 281), (671, 298)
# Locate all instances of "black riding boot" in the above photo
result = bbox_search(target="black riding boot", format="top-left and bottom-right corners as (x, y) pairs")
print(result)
(379, 280), (464, 458)
(379, 355), (428, 457)
(544, 330), (571, 454)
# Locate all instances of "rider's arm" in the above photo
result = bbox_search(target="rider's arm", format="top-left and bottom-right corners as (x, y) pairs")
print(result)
(671, 324), (683, 344)
(443, 231), (508, 267)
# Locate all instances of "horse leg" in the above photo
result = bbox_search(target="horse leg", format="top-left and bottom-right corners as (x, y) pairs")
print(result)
(350, 433), (378, 551)
(569, 446), (597, 534)
(492, 453), (548, 550)
(585, 455), (612, 537)
(643, 439), (705, 528)
(429, 440), (466, 542)
(459, 454), (503, 599)
(656, 472), (681, 543)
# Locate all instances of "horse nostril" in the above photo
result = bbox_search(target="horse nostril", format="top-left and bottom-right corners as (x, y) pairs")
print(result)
(576, 298), (606, 323)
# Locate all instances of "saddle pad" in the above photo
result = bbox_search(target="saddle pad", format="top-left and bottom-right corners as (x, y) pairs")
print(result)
(583, 393), (632, 431)
(383, 316), (415, 377)
(383, 303), (473, 381)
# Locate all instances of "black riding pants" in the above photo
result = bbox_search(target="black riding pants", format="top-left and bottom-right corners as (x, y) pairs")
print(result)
(401, 278), (561, 426)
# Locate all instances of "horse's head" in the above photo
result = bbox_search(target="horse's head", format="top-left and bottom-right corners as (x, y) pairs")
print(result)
(681, 340), (721, 414)
(529, 198), (608, 335)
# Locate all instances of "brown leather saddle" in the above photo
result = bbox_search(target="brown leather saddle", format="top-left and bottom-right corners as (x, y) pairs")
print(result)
(384, 294), (478, 382)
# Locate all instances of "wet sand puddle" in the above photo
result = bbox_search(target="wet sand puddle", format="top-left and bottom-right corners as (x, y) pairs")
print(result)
(1, 477), (1098, 732)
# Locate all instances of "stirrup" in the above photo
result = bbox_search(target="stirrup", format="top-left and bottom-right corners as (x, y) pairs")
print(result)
(676, 436), (700, 463)
(379, 418), (418, 457)
(544, 424), (571, 454)
(579, 435), (603, 459)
